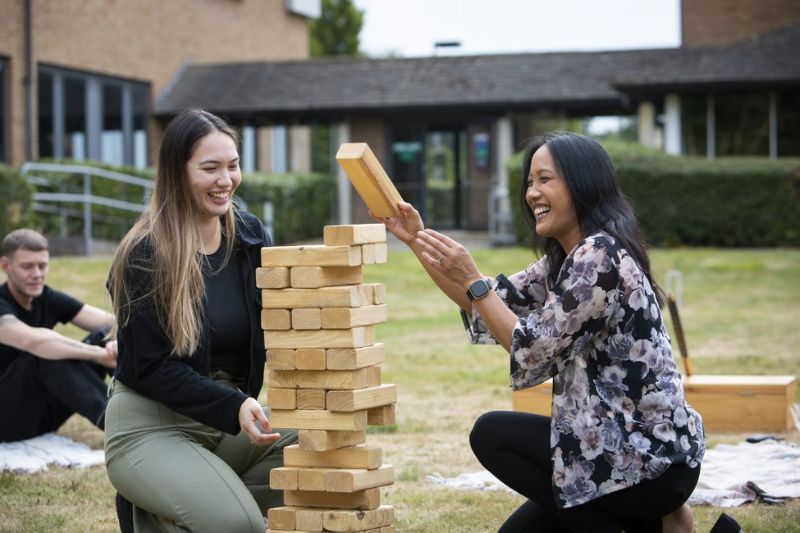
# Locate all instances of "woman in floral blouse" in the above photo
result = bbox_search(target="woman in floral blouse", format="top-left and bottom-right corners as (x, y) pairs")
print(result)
(380, 132), (705, 532)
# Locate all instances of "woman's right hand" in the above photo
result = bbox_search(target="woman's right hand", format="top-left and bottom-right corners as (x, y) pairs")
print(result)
(377, 201), (424, 245)
(238, 397), (281, 446)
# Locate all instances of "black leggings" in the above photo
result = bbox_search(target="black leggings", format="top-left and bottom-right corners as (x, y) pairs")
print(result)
(469, 411), (700, 533)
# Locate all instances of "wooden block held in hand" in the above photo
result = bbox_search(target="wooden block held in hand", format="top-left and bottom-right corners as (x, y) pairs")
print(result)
(292, 308), (322, 330)
(262, 245), (362, 267)
(327, 384), (397, 412)
(296, 388), (326, 410)
(284, 444), (382, 469)
(261, 309), (291, 330)
(367, 404), (395, 426)
(291, 266), (363, 289)
(321, 305), (387, 329)
(299, 429), (367, 451)
(327, 344), (385, 370)
(269, 409), (368, 431)
(336, 143), (403, 218)
(256, 267), (290, 289)
(283, 488), (380, 510)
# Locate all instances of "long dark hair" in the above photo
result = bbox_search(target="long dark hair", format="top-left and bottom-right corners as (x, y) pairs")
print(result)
(520, 132), (661, 301)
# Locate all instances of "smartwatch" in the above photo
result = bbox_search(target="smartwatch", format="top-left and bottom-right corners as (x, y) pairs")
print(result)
(466, 278), (491, 301)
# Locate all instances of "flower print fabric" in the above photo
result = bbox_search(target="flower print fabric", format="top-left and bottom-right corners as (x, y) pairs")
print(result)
(464, 232), (705, 509)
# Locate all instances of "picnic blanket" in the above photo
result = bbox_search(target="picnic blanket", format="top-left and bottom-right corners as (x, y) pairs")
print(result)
(427, 440), (800, 508)
(0, 433), (105, 474)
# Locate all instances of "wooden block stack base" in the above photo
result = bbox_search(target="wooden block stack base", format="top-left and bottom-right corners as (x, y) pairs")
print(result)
(512, 375), (798, 432)
(262, 225), (396, 532)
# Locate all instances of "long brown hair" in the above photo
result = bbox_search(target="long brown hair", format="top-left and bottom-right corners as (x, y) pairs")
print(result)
(109, 109), (239, 357)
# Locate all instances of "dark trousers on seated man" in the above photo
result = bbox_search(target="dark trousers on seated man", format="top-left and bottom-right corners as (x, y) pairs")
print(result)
(0, 331), (110, 442)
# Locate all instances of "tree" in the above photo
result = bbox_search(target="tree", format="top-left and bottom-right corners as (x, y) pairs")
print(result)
(309, 0), (364, 57)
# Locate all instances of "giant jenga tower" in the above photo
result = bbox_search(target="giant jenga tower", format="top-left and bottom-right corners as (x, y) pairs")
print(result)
(259, 223), (396, 533)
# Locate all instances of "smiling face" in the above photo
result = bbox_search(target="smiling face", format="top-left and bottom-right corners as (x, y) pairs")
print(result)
(186, 130), (241, 223)
(525, 144), (582, 253)
(1, 248), (49, 308)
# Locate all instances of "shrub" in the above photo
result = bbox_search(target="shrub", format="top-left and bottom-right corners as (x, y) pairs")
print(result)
(507, 143), (800, 247)
(0, 164), (34, 239)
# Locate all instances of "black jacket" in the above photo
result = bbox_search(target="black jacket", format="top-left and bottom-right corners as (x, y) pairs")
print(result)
(112, 211), (268, 435)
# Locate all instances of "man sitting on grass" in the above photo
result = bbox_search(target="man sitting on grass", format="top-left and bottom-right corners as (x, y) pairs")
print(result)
(0, 228), (117, 442)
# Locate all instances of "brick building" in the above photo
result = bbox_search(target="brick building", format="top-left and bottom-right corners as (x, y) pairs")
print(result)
(0, 0), (318, 169)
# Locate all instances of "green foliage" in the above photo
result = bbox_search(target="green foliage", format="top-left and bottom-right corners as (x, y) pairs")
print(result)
(309, 0), (363, 57)
(0, 163), (33, 239)
(507, 143), (800, 247)
(236, 171), (335, 244)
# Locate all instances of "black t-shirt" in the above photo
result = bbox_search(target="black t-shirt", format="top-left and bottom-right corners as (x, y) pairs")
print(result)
(203, 246), (249, 380)
(0, 283), (84, 374)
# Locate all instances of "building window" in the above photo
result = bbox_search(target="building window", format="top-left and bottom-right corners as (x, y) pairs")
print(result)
(680, 93), (707, 156)
(1, 58), (8, 162)
(38, 65), (149, 166)
(272, 125), (288, 173)
(715, 92), (769, 156)
(241, 125), (257, 173)
(777, 91), (800, 157)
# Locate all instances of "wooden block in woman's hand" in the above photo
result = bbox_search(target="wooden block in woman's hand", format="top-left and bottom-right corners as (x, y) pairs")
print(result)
(336, 143), (404, 217)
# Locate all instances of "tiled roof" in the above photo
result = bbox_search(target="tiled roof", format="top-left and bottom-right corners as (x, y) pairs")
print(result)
(154, 21), (800, 118)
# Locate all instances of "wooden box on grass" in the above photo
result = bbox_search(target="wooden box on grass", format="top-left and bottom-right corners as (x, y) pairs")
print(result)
(512, 375), (797, 433)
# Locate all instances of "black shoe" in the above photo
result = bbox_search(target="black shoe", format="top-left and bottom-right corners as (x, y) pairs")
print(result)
(116, 492), (134, 533)
(710, 512), (744, 533)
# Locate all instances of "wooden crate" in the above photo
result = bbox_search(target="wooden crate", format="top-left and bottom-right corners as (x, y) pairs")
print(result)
(512, 375), (797, 433)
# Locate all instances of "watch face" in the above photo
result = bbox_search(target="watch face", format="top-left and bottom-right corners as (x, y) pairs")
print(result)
(469, 279), (490, 299)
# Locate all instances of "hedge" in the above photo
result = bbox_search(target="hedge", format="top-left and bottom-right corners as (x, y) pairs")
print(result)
(507, 142), (800, 247)
(0, 164), (34, 239)
(20, 160), (335, 246)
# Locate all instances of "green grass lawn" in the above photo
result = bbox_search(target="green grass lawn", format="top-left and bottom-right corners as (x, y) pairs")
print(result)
(1, 247), (799, 531)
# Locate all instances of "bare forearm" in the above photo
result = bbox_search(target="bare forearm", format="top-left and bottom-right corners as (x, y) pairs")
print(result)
(27, 328), (108, 363)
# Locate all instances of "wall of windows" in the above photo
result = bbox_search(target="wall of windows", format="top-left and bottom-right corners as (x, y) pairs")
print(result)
(38, 65), (149, 167)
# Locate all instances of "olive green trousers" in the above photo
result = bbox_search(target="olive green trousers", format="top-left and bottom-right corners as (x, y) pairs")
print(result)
(104, 378), (297, 533)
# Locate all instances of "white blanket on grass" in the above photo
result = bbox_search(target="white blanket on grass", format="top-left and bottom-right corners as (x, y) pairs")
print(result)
(427, 441), (800, 508)
(0, 433), (105, 474)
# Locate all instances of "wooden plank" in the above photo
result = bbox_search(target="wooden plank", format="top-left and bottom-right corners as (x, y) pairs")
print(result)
(321, 305), (388, 329)
(336, 143), (404, 218)
(297, 465), (395, 493)
(291, 266), (363, 289)
(270, 367), (381, 390)
(296, 388), (326, 410)
(269, 409), (368, 431)
(299, 429), (367, 451)
(262, 286), (363, 309)
(295, 509), (324, 532)
(269, 466), (299, 490)
(327, 344), (385, 370)
(369, 283), (386, 304)
(367, 404), (395, 426)
(256, 267), (290, 289)
(284, 444), (382, 469)
(323, 224), (387, 246)
(327, 384), (397, 412)
(361, 244), (377, 265)
(296, 348), (327, 370)
(267, 387), (297, 410)
(261, 245), (361, 267)
(267, 349), (297, 370)
(322, 505), (395, 532)
(264, 327), (375, 350)
(292, 308), (322, 330)
(261, 309), (291, 330)
(283, 488), (380, 510)
(267, 507), (298, 531)
(373, 243), (388, 264)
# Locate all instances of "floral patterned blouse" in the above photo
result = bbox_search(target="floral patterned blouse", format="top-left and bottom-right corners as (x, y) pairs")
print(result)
(465, 232), (705, 509)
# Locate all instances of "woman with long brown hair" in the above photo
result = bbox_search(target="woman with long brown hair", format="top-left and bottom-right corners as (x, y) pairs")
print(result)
(105, 109), (296, 532)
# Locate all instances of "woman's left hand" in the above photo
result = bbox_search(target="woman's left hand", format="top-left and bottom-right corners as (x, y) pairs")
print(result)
(415, 229), (483, 288)
(238, 397), (282, 446)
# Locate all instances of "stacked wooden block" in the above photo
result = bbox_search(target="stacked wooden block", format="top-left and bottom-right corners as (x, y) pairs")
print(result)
(260, 224), (396, 533)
